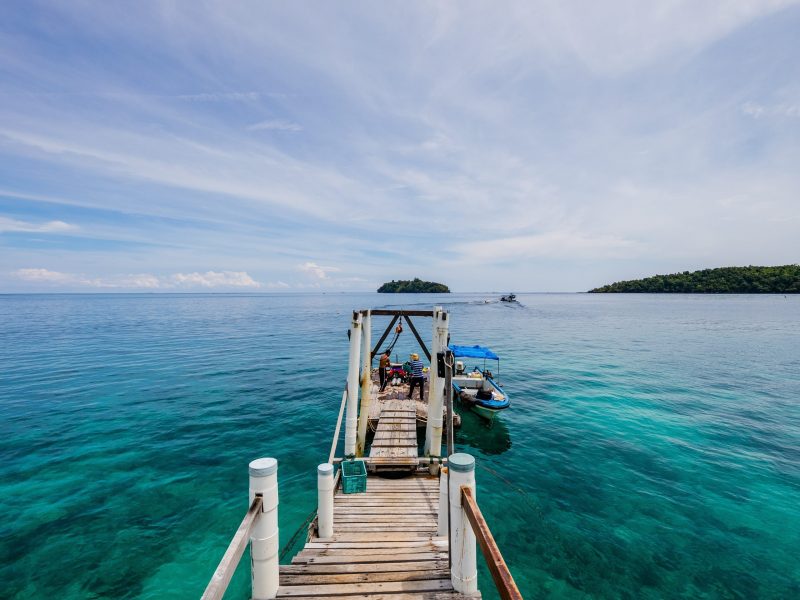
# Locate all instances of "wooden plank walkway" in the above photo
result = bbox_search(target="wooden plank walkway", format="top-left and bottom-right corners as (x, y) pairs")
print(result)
(278, 474), (479, 599)
(368, 400), (418, 467)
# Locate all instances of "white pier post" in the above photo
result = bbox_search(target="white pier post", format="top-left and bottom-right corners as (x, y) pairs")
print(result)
(437, 466), (449, 536)
(449, 453), (477, 595)
(345, 311), (362, 457)
(356, 310), (372, 457)
(249, 458), (279, 600)
(424, 306), (449, 473)
(317, 463), (334, 539)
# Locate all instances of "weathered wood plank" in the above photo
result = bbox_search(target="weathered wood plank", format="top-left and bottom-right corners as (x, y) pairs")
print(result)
(303, 540), (447, 550)
(275, 578), (454, 596)
(295, 545), (440, 557)
(293, 552), (448, 564)
(314, 533), (444, 542)
(279, 560), (448, 575)
(276, 594), (474, 600)
(279, 569), (450, 585)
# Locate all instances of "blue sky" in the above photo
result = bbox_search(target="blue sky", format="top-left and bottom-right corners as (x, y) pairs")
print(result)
(1, 1), (798, 292)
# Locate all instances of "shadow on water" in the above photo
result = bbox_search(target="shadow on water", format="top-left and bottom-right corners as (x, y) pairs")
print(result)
(455, 405), (512, 456)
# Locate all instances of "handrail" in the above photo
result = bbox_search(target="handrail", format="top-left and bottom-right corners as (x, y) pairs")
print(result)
(200, 495), (263, 600)
(461, 487), (523, 600)
(328, 383), (348, 464)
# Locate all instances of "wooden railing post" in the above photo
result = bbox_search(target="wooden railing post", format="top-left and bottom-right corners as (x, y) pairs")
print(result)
(448, 453), (478, 594)
(249, 458), (279, 599)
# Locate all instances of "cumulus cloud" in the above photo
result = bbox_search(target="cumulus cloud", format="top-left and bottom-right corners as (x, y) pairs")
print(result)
(298, 262), (340, 280)
(0, 216), (77, 233)
(170, 271), (261, 288)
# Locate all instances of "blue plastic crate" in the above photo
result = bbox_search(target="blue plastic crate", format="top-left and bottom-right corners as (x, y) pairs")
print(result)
(341, 459), (367, 494)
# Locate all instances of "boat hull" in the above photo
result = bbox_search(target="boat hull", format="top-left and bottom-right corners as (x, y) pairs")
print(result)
(452, 375), (510, 422)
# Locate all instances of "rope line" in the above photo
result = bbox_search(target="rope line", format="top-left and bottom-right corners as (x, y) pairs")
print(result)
(279, 507), (317, 562)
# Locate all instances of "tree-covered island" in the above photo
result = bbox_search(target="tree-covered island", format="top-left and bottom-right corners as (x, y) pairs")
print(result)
(377, 278), (450, 293)
(589, 265), (800, 293)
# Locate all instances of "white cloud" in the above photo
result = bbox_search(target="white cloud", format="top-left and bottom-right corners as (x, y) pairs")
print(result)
(0, 216), (77, 233)
(12, 269), (260, 289)
(176, 92), (263, 102)
(452, 231), (637, 263)
(265, 280), (290, 288)
(170, 271), (261, 288)
(741, 101), (800, 118)
(247, 119), (303, 132)
(14, 268), (74, 282)
(298, 262), (340, 280)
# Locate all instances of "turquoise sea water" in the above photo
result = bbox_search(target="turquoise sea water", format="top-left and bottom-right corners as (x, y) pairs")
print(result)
(1, 293), (798, 599)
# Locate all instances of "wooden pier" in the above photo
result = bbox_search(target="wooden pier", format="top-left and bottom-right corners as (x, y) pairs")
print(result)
(277, 474), (464, 599)
(201, 308), (521, 600)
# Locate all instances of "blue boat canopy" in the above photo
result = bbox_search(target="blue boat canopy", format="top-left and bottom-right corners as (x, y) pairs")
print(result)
(448, 344), (499, 360)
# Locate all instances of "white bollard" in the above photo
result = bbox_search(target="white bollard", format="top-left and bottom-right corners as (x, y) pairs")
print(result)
(356, 310), (372, 456)
(249, 458), (279, 600)
(317, 463), (334, 539)
(437, 466), (449, 536)
(448, 453), (477, 595)
(345, 311), (362, 457)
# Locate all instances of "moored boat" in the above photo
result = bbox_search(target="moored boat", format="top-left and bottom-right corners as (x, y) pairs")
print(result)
(449, 344), (510, 421)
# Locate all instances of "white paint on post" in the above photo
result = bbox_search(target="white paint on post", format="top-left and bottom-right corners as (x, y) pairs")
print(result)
(356, 310), (372, 457)
(345, 311), (362, 457)
(249, 458), (279, 600)
(448, 453), (478, 595)
(437, 466), (449, 536)
(317, 463), (334, 539)
(424, 306), (448, 472)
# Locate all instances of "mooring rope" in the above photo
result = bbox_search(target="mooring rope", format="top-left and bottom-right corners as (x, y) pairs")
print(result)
(475, 461), (545, 519)
(279, 507), (318, 561)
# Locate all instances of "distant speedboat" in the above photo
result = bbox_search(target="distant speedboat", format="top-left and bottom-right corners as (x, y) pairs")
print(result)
(448, 344), (509, 421)
(500, 293), (516, 302)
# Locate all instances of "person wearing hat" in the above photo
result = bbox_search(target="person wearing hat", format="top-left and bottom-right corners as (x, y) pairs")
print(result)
(407, 353), (425, 400)
(378, 350), (391, 392)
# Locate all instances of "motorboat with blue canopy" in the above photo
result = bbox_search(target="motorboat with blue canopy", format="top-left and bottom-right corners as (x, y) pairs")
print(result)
(448, 344), (510, 421)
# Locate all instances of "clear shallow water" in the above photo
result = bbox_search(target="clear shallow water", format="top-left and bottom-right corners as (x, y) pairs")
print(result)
(1, 293), (798, 599)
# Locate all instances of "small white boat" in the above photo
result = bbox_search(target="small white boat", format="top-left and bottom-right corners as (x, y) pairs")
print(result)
(449, 344), (509, 422)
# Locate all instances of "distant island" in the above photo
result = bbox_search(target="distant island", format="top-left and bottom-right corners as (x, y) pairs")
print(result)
(589, 265), (800, 293)
(377, 278), (450, 293)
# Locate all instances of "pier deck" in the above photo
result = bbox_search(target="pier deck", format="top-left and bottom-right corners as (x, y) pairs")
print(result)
(368, 370), (460, 432)
(278, 474), (477, 599)
(368, 400), (419, 468)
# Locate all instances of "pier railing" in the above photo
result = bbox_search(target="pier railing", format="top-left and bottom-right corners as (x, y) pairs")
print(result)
(200, 496), (263, 600)
(462, 486), (523, 600)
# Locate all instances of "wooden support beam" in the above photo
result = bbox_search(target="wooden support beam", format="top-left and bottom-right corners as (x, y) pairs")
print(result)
(461, 487), (522, 600)
(369, 309), (434, 317)
(371, 315), (399, 359)
(403, 315), (431, 361)
(201, 496), (263, 600)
